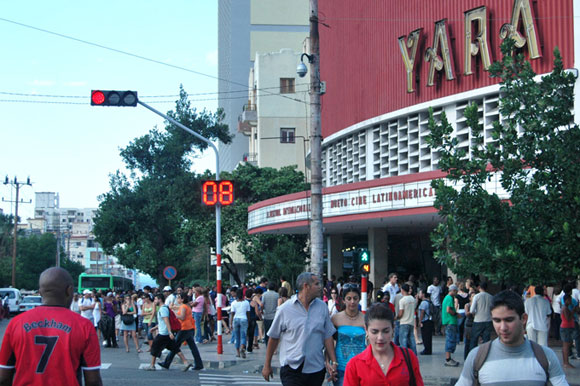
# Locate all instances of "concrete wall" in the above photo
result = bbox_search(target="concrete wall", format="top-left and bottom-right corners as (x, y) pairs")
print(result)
(254, 49), (309, 171)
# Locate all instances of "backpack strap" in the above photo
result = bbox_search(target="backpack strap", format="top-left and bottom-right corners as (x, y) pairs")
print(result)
(473, 340), (492, 386)
(529, 340), (552, 386)
(401, 347), (416, 386)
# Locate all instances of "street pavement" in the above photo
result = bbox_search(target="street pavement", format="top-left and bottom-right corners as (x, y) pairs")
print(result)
(1, 317), (580, 385)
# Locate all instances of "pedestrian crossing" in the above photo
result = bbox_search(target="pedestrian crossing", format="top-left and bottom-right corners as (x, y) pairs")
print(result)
(199, 373), (282, 385)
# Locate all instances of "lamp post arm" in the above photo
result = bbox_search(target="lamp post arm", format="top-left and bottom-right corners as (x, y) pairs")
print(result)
(137, 99), (224, 355)
(137, 101), (219, 177)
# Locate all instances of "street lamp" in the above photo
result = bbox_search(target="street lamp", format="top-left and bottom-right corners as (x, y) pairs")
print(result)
(91, 91), (227, 354)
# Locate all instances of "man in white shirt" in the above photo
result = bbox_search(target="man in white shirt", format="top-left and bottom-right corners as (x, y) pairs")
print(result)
(163, 286), (176, 308)
(427, 276), (442, 334)
(469, 281), (494, 353)
(397, 283), (417, 354)
(78, 289), (95, 324)
(381, 273), (399, 305)
(525, 285), (552, 346)
(262, 272), (337, 385)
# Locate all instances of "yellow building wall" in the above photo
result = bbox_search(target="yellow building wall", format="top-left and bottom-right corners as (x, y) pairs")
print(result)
(250, 32), (308, 61)
(251, 0), (309, 25)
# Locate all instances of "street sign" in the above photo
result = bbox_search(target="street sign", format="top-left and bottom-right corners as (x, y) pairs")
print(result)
(163, 266), (177, 281)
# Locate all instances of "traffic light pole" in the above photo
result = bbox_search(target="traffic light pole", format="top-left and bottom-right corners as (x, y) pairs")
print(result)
(137, 101), (225, 355)
(361, 275), (367, 314)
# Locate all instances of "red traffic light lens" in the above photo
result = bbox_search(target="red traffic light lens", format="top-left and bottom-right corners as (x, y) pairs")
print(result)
(91, 91), (105, 105)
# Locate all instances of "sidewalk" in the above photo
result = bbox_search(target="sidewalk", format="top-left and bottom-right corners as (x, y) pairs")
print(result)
(187, 335), (580, 385)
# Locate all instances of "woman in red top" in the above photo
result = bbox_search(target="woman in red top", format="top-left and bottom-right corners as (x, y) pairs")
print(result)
(344, 303), (424, 386)
(561, 294), (576, 369)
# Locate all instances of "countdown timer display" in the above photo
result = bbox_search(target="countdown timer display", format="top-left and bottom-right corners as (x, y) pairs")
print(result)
(202, 180), (234, 206)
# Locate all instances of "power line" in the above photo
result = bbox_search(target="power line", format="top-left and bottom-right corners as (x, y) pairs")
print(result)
(0, 90), (310, 105)
(0, 17), (308, 105)
(0, 83), (310, 100)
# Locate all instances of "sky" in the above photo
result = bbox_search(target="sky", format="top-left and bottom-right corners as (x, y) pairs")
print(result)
(0, 1), (221, 221)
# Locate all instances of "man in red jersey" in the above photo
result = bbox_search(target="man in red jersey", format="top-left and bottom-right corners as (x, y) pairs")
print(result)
(0, 267), (102, 386)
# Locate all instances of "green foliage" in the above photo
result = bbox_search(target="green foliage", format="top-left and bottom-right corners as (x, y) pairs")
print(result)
(94, 85), (309, 286)
(221, 163), (309, 283)
(94, 86), (227, 285)
(0, 233), (84, 290)
(0, 213), (12, 259)
(427, 39), (580, 286)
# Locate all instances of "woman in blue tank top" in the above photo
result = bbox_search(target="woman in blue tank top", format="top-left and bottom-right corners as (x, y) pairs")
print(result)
(329, 284), (366, 386)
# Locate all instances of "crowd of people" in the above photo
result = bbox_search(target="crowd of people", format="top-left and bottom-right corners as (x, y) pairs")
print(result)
(0, 268), (577, 385)
(261, 272), (573, 385)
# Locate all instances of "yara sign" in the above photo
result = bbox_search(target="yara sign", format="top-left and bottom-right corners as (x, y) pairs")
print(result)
(398, 0), (541, 93)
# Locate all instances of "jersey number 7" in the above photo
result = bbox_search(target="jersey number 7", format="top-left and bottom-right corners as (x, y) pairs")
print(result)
(34, 336), (59, 373)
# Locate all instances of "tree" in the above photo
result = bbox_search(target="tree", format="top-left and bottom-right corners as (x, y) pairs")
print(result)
(221, 163), (310, 285)
(427, 39), (580, 286)
(0, 232), (84, 289)
(94, 86), (231, 284)
(0, 213), (12, 260)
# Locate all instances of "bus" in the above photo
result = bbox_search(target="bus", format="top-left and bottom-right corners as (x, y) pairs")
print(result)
(78, 273), (134, 293)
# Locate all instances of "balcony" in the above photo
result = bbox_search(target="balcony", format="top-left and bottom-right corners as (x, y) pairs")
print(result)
(238, 103), (257, 134)
(241, 152), (258, 166)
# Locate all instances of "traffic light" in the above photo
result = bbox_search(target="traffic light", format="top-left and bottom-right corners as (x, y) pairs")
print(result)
(359, 248), (370, 274)
(202, 180), (234, 206)
(91, 90), (138, 106)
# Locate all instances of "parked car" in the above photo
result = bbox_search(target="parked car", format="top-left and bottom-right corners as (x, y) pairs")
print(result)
(0, 288), (23, 314)
(18, 295), (42, 313)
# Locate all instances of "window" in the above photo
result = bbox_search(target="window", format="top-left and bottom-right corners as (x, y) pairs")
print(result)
(280, 78), (295, 94)
(280, 128), (296, 143)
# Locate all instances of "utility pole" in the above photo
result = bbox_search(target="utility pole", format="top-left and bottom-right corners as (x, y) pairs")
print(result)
(2, 176), (32, 288)
(308, 0), (324, 277)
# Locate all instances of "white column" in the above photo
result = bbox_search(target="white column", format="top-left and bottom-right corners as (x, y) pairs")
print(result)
(327, 234), (343, 279)
(368, 228), (388, 296)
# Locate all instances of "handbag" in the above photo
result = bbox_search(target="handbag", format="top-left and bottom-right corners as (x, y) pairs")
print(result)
(121, 314), (134, 325)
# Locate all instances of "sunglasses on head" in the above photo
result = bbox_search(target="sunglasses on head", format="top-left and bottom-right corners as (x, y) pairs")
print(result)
(343, 283), (360, 291)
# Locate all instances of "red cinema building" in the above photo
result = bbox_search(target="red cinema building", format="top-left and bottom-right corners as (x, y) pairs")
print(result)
(247, 0), (578, 286)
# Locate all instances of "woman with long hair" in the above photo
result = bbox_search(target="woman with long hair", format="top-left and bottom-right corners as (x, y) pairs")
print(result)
(344, 303), (424, 385)
(328, 288), (342, 316)
(191, 287), (205, 344)
(277, 287), (289, 307)
(201, 288), (216, 343)
(141, 294), (157, 352)
(329, 284), (365, 386)
(231, 288), (250, 358)
(120, 295), (141, 353)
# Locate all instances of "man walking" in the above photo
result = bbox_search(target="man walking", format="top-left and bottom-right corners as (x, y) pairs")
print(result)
(145, 294), (190, 371)
(262, 282), (279, 348)
(469, 281), (494, 352)
(427, 276), (443, 335)
(397, 283), (417, 354)
(455, 290), (568, 385)
(442, 284), (460, 367)
(280, 276), (293, 297)
(381, 273), (399, 305)
(263, 272), (338, 385)
(525, 285), (552, 346)
(79, 289), (95, 325)
(0, 268), (102, 385)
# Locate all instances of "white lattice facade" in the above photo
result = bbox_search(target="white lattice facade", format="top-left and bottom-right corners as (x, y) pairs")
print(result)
(322, 91), (502, 187)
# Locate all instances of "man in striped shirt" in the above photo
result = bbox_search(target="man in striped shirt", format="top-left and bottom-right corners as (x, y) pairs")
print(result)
(456, 290), (568, 386)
